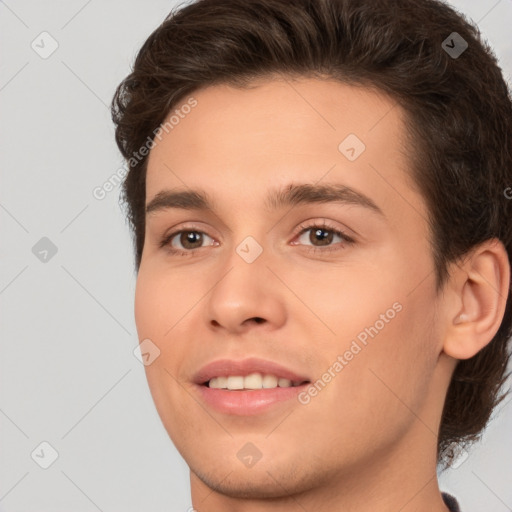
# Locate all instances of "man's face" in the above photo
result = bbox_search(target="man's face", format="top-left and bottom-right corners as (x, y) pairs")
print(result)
(136, 77), (449, 497)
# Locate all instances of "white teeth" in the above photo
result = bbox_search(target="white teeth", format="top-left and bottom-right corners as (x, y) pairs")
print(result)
(278, 378), (292, 387)
(227, 376), (244, 390)
(262, 374), (278, 388)
(208, 377), (221, 389)
(208, 376), (227, 389)
(207, 373), (304, 390)
(244, 372), (263, 389)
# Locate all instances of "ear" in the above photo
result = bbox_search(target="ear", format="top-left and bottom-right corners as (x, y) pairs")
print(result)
(442, 238), (511, 360)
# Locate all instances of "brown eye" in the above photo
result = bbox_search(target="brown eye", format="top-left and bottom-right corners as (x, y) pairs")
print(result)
(295, 223), (352, 249)
(308, 227), (335, 246)
(160, 229), (215, 255)
(177, 231), (204, 250)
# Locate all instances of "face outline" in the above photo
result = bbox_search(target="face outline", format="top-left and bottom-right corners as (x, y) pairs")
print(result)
(134, 76), (458, 509)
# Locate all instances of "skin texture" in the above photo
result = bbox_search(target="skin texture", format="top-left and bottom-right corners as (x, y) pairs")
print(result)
(135, 77), (510, 512)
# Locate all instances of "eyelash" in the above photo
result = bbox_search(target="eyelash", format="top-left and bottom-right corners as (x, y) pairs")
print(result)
(159, 221), (355, 257)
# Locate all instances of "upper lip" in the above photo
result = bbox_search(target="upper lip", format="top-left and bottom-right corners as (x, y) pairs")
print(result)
(193, 357), (311, 385)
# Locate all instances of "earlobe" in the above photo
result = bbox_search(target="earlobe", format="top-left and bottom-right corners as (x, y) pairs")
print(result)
(443, 239), (510, 360)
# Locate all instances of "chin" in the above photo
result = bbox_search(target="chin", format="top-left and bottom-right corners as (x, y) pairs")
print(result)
(190, 462), (317, 500)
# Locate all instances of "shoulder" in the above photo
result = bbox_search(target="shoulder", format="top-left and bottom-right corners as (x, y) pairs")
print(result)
(442, 492), (461, 512)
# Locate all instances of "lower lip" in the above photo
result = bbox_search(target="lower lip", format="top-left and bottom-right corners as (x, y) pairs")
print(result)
(196, 383), (309, 416)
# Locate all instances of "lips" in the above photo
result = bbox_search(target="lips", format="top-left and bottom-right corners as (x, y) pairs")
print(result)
(193, 357), (312, 416)
(193, 357), (311, 386)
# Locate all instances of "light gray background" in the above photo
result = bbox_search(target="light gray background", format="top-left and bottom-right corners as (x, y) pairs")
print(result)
(1, 1), (511, 511)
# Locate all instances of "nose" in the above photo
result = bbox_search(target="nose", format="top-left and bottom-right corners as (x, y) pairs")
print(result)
(204, 253), (287, 335)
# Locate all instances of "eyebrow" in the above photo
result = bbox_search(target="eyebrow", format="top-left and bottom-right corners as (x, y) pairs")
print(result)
(145, 182), (385, 218)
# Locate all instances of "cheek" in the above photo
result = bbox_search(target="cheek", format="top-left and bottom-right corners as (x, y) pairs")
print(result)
(313, 256), (440, 424)
(134, 264), (195, 386)
(134, 264), (182, 338)
(134, 262), (155, 337)
(134, 267), (195, 440)
(305, 303), (438, 462)
(342, 292), (439, 425)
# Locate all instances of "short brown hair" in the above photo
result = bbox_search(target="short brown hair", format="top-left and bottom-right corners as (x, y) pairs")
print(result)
(111, 0), (512, 465)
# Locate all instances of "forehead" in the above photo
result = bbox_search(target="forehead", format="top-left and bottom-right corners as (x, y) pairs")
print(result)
(145, 77), (423, 221)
